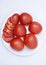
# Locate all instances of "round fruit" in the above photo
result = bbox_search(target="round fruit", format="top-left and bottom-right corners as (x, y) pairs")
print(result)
(14, 24), (26, 37)
(24, 34), (38, 49)
(20, 13), (32, 25)
(29, 21), (42, 34)
(11, 13), (19, 25)
(10, 38), (24, 51)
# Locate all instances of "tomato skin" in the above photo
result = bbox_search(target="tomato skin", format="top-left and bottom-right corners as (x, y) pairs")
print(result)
(24, 34), (38, 49)
(14, 24), (26, 37)
(10, 38), (24, 51)
(2, 34), (14, 42)
(11, 13), (19, 25)
(20, 13), (32, 25)
(29, 22), (42, 34)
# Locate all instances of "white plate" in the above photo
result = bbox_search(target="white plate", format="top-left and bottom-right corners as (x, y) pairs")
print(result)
(0, 0), (46, 56)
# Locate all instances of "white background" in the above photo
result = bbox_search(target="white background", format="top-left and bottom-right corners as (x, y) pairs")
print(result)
(0, 0), (46, 65)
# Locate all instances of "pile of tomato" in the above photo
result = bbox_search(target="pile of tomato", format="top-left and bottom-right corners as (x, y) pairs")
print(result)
(2, 13), (42, 51)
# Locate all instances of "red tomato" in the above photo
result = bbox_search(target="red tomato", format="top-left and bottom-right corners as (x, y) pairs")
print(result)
(2, 34), (14, 42)
(20, 13), (33, 25)
(14, 24), (26, 37)
(6, 17), (16, 30)
(5, 22), (15, 31)
(10, 38), (24, 51)
(24, 34), (38, 49)
(7, 17), (14, 26)
(3, 32), (13, 37)
(29, 22), (42, 34)
(3, 26), (13, 35)
(6, 24), (15, 31)
(11, 13), (19, 25)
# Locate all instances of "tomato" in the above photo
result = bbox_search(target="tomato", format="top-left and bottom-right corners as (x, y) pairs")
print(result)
(24, 34), (38, 49)
(20, 13), (32, 25)
(2, 34), (14, 42)
(6, 17), (16, 30)
(3, 26), (13, 35)
(11, 13), (19, 25)
(7, 17), (14, 26)
(29, 22), (42, 34)
(3, 32), (13, 37)
(10, 38), (24, 51)
(6, 23), (15, 31)
(5, 22), (15, 31)
(14, 24), (26, 37)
